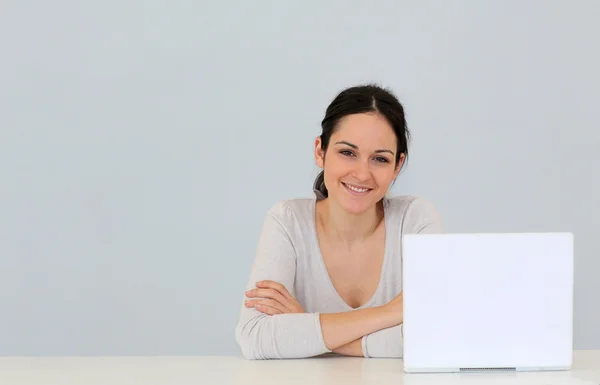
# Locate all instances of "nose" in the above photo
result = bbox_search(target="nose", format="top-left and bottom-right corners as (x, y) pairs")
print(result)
(352, 158), (371, 182)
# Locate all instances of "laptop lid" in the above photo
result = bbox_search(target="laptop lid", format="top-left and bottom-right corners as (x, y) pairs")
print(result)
(401, 233), (574, 373)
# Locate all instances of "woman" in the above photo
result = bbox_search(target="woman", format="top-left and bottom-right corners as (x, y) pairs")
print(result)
(235, 84), (443, 360)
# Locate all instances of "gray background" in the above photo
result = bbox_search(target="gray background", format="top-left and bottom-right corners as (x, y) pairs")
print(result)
(1, 1), (598, 356)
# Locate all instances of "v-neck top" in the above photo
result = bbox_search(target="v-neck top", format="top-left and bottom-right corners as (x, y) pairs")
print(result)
(235, 194), (444, 360)
(306, 196), (393, 311)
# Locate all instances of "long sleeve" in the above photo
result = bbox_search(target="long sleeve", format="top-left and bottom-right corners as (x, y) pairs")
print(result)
(362, 325), (403, 358)
(235, 202), (331, 360)
(361, 196), (444, 358)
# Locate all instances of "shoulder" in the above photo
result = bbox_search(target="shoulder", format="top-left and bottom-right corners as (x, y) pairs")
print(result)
(254, 198), (315, 258)
(384, 194), (439, 216)
(385, 195), (444, 234)
(263, 197), (315, 230)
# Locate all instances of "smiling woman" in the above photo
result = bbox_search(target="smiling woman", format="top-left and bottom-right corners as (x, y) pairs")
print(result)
(235, 84), (443, 360)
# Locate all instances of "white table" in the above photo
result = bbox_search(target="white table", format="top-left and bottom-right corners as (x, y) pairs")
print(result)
(0, 350), (598, 385)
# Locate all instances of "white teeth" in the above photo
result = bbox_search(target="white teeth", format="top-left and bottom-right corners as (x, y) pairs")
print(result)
(345, 183), (369, 193)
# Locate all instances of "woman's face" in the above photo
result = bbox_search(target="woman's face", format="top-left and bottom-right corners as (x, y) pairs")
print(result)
(315, 112), (404, 215)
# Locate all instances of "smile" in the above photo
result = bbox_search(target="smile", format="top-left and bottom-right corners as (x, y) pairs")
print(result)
(342, 182), (372, 194)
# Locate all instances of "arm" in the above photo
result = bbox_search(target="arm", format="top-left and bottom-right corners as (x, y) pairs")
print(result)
(319, 305), (398, 351)
(330, 326), (404, 358)
(235, 203), (329, 360)
(235, 202), (402, 359)
(332, 338), (364, 357)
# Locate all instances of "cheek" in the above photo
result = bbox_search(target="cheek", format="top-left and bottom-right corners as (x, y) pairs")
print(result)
(324, 156), (349, 176)
(374, 167), (397, 185)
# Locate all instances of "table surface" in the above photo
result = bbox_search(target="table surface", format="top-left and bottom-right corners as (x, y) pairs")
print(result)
(0, 350), (598, 385)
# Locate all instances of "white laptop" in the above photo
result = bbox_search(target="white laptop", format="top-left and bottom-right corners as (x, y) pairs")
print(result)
(401, 233), (574, 373)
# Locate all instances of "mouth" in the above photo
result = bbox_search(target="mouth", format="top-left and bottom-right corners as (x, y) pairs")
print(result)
(342, 182), (373, 195)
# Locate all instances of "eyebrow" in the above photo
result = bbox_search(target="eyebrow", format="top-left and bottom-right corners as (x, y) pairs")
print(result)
(334, 141), (394, 155)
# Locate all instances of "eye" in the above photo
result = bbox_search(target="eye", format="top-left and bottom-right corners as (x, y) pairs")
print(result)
(340, 150), (355, 157)
(375, 156), (389, 163)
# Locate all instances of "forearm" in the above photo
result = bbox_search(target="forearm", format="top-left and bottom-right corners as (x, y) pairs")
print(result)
(236, 312), (330, 360)
(332, 338), (364, 357)
(362, 324), (404, 358)
(319, 305), (397, 351)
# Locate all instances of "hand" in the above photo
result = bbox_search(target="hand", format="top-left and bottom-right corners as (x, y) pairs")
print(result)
(383, 291), (403, 326)
(244, 280), (305, 315)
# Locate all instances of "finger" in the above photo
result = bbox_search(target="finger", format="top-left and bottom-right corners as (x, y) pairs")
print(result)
(253, 302), (283, 315)
(245, 299), (287, 314)
(246, 288), (286, 304)
(246, 288), (289, 308)
(255, 280), (294, 301)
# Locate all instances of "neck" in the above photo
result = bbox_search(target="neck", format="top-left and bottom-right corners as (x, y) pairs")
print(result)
(318, 197), (385, 247)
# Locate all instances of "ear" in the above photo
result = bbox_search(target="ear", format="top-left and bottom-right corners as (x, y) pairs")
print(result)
(393, 153), (406, 179)
(314, 136), (325, 168)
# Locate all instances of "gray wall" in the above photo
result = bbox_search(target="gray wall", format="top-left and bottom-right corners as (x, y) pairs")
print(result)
(1, 1), (598, 356)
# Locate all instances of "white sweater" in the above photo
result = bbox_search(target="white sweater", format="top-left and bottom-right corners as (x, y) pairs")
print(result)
(235, 194), (444, 359)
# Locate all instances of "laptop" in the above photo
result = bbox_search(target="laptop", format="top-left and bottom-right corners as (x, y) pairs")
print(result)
(401, 232), (574, 373)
